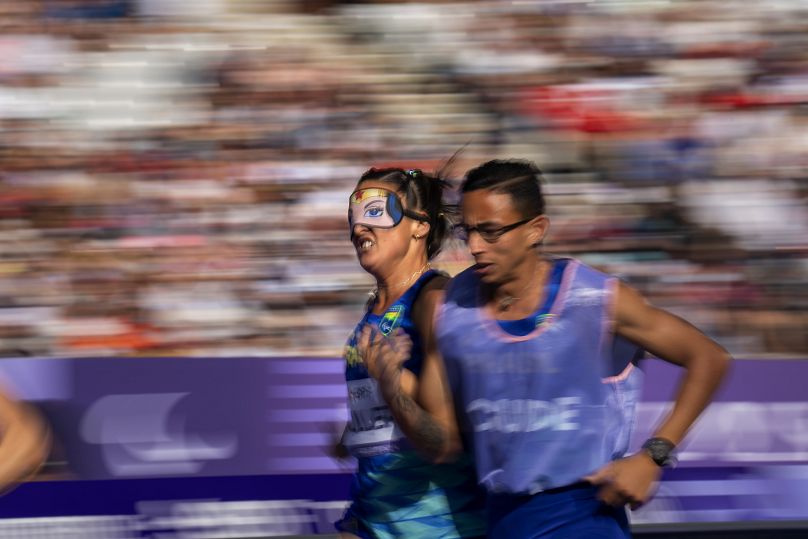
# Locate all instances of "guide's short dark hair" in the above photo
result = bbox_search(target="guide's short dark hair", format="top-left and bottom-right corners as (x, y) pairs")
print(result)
(461, 159), (546, 218)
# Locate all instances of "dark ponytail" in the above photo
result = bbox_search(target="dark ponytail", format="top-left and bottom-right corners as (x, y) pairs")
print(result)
(416, 170), (450, 259)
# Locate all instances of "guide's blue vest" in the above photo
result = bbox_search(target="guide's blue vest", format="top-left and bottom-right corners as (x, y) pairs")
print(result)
(437, 258), (643, 495)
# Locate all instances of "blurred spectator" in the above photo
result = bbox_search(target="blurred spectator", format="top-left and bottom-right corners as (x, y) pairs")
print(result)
(0, 0), (805, 359)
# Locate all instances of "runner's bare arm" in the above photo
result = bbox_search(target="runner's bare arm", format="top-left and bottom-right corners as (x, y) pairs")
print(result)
(615, 281), (731, 446)
(0, 390), (50, 493)
(358, 277), (461, 463)
(587, 281), (731, 508)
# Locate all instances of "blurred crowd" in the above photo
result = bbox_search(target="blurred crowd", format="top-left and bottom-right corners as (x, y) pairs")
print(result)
(0, 0), (805, 359)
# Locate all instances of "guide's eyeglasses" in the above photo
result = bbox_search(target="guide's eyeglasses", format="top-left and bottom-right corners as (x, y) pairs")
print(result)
(453, 217), (533, 243)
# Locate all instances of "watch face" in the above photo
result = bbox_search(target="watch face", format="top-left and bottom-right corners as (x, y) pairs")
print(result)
(643, 438), (676, 467)
(648, 445), (669, 465)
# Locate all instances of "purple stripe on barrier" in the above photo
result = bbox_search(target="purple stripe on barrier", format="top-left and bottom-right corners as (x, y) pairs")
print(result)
(269, 433), (336, 446)
(640, 358), (808, 402)
(0, 356), (805, 480)
(268, 359), (345, 375)
(268, 408), (347, 422)
(0, 355), (807, 530)
(269, 384), (349, 398)
(0, 357), (73, 400)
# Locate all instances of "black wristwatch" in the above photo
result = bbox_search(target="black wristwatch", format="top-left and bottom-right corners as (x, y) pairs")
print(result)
(641, 437), (677, 468)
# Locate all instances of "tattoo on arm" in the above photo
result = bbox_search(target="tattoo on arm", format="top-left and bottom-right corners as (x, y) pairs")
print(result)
(391, 391), (446, 459)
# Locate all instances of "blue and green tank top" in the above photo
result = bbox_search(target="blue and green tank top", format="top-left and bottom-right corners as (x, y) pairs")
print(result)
(338, 269), (486, 539)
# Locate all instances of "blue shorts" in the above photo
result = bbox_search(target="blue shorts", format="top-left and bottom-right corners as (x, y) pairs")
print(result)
(487, 482), (631, 539)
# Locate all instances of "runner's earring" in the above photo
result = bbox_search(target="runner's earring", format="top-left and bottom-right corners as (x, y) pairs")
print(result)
(414, 220), (429, 241)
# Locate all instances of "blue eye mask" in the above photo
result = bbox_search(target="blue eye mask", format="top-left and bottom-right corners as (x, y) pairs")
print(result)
(348, 187), (428, 232)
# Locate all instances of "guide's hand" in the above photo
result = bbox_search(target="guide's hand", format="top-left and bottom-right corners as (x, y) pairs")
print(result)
(584, 452), (662, 509)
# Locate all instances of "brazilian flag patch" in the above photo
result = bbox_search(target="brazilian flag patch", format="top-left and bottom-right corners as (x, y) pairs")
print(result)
(379, 305), (405, 336)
